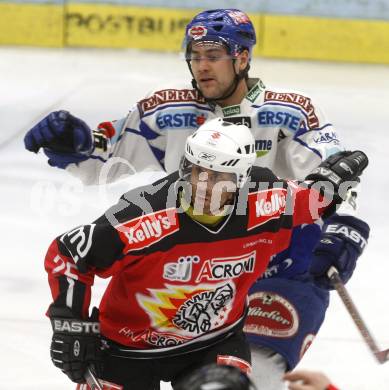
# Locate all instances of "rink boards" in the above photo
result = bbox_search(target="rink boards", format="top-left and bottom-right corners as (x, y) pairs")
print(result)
(1, 2), (389, 63)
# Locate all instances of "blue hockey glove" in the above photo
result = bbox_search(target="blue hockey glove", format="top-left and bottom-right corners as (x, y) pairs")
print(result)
(24, 110), (93, 169)
(309, 215), (369, 290)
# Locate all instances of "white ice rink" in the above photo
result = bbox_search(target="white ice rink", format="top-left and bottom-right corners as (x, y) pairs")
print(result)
(1, 47), (389, 389)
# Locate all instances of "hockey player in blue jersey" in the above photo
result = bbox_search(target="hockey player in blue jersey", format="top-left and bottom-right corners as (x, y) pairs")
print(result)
(24, 9), (370, 389)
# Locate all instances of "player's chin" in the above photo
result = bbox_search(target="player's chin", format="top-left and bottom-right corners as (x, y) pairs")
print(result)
(198, 84), (220, 99)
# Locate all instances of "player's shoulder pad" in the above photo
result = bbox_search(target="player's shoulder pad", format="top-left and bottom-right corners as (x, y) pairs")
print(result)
(105, 172), (181, 254)
(137, 82), (207, 116)
(104, 171), (180, 225)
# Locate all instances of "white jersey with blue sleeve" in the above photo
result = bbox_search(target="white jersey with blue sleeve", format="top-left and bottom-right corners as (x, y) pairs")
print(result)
(66, 78), (343, 184)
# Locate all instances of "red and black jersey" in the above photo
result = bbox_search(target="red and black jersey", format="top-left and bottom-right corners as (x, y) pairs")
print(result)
(45, 167), (326, 355)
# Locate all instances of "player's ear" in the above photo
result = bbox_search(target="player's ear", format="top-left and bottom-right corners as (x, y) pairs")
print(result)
(238, 49), (250, 72)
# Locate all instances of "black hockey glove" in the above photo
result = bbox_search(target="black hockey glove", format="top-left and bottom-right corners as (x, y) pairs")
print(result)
(173, 364), (257, 390)
(305, 150), (368, 205)
(50, 307), (103, 383)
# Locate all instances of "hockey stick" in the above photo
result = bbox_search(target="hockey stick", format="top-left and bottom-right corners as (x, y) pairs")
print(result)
(84, 367), (103, 390)
(77, 366), (123, 390)
(327, 266), (389, 364)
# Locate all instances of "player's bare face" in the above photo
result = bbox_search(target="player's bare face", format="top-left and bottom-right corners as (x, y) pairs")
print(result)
(190, 165), (236, 215)
(189, 44), (237, 101)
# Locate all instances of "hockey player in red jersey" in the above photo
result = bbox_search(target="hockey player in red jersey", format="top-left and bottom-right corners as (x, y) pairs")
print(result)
(25, 9), (370, 389)
(45, 118), (367, 389)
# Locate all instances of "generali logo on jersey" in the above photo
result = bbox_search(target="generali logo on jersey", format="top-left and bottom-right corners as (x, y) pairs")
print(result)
(247, 188), (287, 230)
(117, 208), (179, 252)
(264, 91), (319, 128)
(138, 89), (205, 113)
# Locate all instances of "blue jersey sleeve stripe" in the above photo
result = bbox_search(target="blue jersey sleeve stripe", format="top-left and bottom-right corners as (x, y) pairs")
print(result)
(295, 122), (333, 138)
(149, 145), (165, 170)
(89, 154), (108, 163)
(123, 123), (166, 169)
(124, 121), (160, 141)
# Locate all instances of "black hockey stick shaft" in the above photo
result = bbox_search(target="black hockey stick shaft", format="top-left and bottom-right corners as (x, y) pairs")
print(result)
(327, 266), (389, 364)
(85, 366), (103, 390)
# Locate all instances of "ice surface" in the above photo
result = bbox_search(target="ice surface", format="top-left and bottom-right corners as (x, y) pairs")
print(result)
(1, 47), (388, 389)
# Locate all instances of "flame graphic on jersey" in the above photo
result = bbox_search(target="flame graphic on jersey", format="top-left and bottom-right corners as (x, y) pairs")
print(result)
(137, 285), (209, 329)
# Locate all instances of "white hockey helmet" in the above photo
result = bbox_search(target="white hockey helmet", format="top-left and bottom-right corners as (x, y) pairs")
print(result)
(180, 118), (256, 188)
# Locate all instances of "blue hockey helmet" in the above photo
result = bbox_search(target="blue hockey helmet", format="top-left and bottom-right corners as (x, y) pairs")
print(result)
(184, 9), (257, 59)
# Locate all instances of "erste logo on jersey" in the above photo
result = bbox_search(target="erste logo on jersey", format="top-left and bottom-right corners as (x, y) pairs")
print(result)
(117, 208), (179, 252)
(247, 189), (287, 230)
(139, 89), (205, 114)
(264, 91), (319, 128)
(258, 109), (301, 132)
(156, 111), (207, 130)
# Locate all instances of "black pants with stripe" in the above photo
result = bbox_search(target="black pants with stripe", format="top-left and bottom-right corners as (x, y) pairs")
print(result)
(101, 330), (251, 390)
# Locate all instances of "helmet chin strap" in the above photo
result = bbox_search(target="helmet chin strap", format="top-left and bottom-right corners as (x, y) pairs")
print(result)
(187, 59), (250, 105)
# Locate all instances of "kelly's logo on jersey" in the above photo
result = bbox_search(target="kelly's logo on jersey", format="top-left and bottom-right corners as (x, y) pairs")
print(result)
(117, 208), (179, 252)
(247, 189), (287, 230)
(195, 251), (256, 282)
(138, 89), (205, 114)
